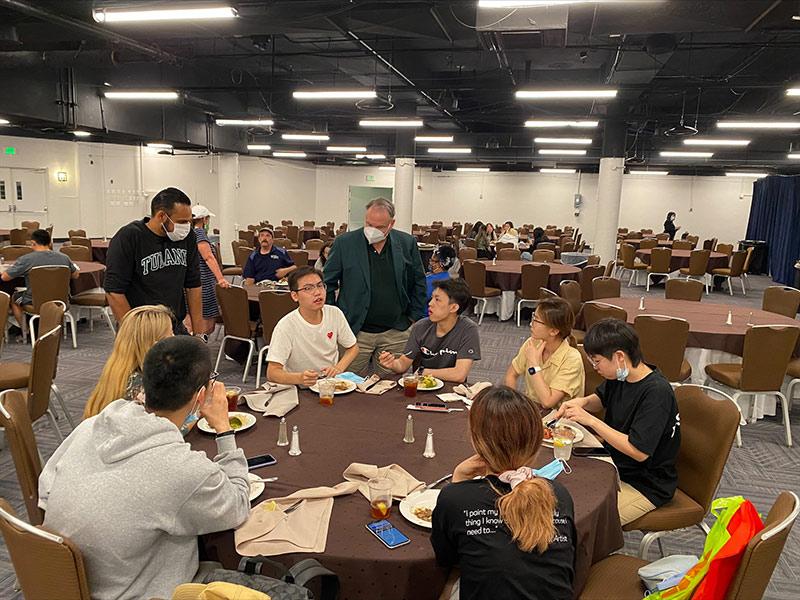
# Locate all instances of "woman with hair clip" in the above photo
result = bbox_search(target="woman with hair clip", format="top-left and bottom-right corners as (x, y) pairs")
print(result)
(83, 305), (174, 418)
(431, 385), (576, 600)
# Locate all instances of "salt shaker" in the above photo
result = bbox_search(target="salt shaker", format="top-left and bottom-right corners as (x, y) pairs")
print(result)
(288, 425), (302, 456)
(276, 417), (289, 446)
(403, 414), (415, 444)
(423, 428), (436, 459)
(725, 310), (733, 326)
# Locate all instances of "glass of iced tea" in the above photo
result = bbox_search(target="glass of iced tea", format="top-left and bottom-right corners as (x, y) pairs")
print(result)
(318, 378), (335, 406)
(225, 386), (242, 412)
(368, 477), (393, 519)
(403, 373), (419, 398)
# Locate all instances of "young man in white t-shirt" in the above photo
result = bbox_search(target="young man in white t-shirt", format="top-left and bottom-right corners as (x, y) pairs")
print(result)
(267, 266), (358, 386)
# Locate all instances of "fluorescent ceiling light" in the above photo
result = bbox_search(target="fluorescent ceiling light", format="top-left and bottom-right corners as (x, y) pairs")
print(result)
(216, 118), (274, 126)
(525, 120), (599, 128)
(540, 168), (577, 174)
(427, 147), (472, 154)
(534, 137), (592, 145)
(272, 151), (307, 158)
(538, 149), (587, 156)
(725, 172), (768, 178)
(93, 6), (237, 23)
(327, 146), (367, 152)
(793, 16), (800, 21)
(378, 166), (396, 171)
(247, 144), (272, 151)
(480, 1), (609, 6)
(516, 89), (617, 100)
(104, 90), (178, 100)
(457, 167), (490, 173)
(356, 154), (387, 160)
(360, 119), (424, 128)
(282, 133), (329, 141)
(788, 153), (800, 159)
(660, 151), (714, 158)
(787, 88), (800, 96)
(717, 121), (800, 129)
(0, 118), (9, 125)
(71, 130), (91, 137)
(415, 135), (454, 143)
(629, 170), (669, 176)
(146, 142), (173, 150)
(683, 138), (750, 146)
(293, 89), (376, 100)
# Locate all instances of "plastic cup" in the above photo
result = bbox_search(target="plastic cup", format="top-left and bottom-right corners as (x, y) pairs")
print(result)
(368, 477), (393, 519)
(225, 386), (242, 412)
(403, 373), (419, 398)
(318, 378), (335, 406)
(553, 426), (575, 462)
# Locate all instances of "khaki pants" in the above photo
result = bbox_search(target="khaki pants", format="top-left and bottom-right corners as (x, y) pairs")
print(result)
(351, 328), (410, 377)
(618, 481), (657, 526)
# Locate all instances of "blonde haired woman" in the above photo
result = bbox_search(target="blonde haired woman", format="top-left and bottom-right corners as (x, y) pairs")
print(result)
(83, 305), (174, 419)
(431, 385), (576, 600)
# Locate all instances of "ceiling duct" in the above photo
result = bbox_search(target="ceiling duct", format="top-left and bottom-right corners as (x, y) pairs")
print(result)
(476, 4), (568, 48)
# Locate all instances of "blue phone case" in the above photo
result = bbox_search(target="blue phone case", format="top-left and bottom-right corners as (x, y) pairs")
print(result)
(366, 520), (411, 549)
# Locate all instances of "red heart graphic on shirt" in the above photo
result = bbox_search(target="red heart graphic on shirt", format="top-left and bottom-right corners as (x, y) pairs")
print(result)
(327, 331), (333, 339)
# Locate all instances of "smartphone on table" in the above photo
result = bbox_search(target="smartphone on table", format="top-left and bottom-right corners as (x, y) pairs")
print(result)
(366, 520), (411, 549)
(247, 453), (277, 470)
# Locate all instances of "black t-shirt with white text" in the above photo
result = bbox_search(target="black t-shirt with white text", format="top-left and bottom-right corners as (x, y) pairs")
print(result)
(597, 367), (680, 506)
(431, 477), (575, 600)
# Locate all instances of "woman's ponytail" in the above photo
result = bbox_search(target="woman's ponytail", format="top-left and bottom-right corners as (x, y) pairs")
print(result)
(497, 478), (556, 553)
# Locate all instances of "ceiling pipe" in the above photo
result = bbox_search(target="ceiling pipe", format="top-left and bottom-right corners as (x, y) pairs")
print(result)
(0, 0), (180, 64)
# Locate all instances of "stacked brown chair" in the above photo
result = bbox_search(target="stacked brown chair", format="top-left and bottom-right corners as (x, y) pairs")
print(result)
(214, 285), (259, 382)
(458, 247), (477, 262)
(60, 245), (91, 262)
(462, 260), (501, 325)
(69, 237), (93, 253)
(665, 278), (704, 301)
(579, 265), (605, 302)
(705, 325), (800, 446)
(645, 247), (672, 292)
(497, 248), (521, 261)
(679, 249), (711, 293)
(515, 264), (550, 327)
(532, 249), (555, 263)
(9, 228), (29, 245)
(255, 291), (299, 387)
(634, 315), (691, 383)
(761, 286), (800, 318)
(619, 243), (648, 286)
(67, 229), (86, 238)
(0, 245), (33, 261)
(591, 276), (621, 300)
(711, 250), (747, 296)
(288, 249), (309, 267)
(24, 266), (78, 348)
(305, 238), (324, 252)
(672, 239), (693, 250)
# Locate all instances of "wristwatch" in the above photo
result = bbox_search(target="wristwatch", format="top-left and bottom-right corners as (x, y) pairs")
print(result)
(528, 365), (542, 376)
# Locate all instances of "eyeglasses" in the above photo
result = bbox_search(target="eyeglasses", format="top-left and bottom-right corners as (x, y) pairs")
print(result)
(294, 282), (327, 293)
(530, 317), (547, 327)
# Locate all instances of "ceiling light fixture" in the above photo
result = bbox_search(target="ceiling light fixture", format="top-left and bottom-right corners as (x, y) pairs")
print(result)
(683, 138), (750, 146)
(660, 151), (714, 158)
(525, 120), (599, 128)
(725, 172), (768, 178)
(427, 147), (472, 154)
(247, 144), (272, 151)
(327, 146), (367, 152)
(787, 88), (800, 96)
(93, 6), (237, 23)
(0, 118), (9, 125)
(538, 149), (587, 156)
(628, 170), (669, 175)
(540, 168), (577, 174)
(356, 154), (387, 160)
(534, 137), (593, 145)
(717, 121), (800, 129)
(71, 130), (91, 137)
(415, 135), (454, 143)
(479, 1), (626, 7)
(104, 90), (179, 100)
(282, 133), (329, 141)
(457, 167), (490, 173)
(216, 118), (274, 126)
(516, 89), (617, 100)
(359, 119), (424, 128)
(788, 153), (800, 159)
(146, 142), (173, 150)
(293, 89), (377, 100)
(272, 151), (307, 158)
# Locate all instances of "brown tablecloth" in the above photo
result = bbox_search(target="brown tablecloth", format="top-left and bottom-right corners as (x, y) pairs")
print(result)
(607, 297), (800, 356)
(0, 260), (104, 297)
(90, 240), (110, 264)
(635, 249), (728, 273)
(625, 239), (673, 249)
(478, 259), (581, 292)
(190, 386), (622, 600)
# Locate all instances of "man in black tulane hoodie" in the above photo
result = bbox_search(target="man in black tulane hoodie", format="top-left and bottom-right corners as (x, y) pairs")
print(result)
(105, 187), (202, 335)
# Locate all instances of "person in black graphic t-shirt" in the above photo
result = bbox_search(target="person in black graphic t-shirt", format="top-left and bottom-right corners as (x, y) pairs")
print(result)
(105, 188), (202, 335)
(431, 385), (576, 600)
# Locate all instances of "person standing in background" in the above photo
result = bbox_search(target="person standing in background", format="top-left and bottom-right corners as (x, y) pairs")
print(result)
(663, 211), (680, 240)
(189, 205), (229, 336)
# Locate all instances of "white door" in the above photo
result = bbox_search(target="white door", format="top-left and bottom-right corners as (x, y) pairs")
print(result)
(0, 168), (13, 229)
(10, 168), (48, 227)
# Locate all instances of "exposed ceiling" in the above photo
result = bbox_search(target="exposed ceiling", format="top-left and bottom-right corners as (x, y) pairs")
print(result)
(2, 0), (800, 175)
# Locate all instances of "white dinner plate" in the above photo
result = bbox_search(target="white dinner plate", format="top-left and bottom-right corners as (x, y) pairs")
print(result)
(248, 473), (265, 502)
(197, 411), (257, 434)
(309, 379), (357, 395)
(541, 422), (584, 447)
(396, 377), (444, 392)
(400, 489), (441, 529)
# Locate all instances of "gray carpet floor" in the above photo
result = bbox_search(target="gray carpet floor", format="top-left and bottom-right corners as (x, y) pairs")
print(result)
(0, 273), (797, 599)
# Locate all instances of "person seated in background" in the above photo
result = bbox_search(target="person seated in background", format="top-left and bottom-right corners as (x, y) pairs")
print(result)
(505, 297), (584, 410)
(555, 318), (680, 526)
(313, 241), (333, 272)
(243, 227), (296, 285)
(267, 266), (358, 386)
(39, 336), (250, 600)
(473, 223), (493, 259)
(496, 220), (519, 246)
(426, 245), (456, 303)
(467, 221), (483, 239)
(379, 278), (480, 383)
(485, 222), (498, 243)
(0, 228), (78, 337)
(531, 227), (547, 248)
(83, 304), (175, 418)
(431, 385), (576, 600)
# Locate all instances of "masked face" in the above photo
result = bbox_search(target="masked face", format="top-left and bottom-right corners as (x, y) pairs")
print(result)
(162, 208), (192, 242)
(363, 226), (386, 245)
(364, 205), (394, 246)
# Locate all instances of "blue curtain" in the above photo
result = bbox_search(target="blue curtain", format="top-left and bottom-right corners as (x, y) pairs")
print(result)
(745, 175), (800, 286)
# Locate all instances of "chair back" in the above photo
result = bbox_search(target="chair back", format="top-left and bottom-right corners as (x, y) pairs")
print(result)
(9, 228), (29, 245)
(462, 238), (476, 249)
(288, 250), (309, 267)
(39, 301), (66, 346)
(686, 235), (699, 247)
(273, 237), (293, 249)
(561, 241), (576, 253)
(497, 248), (520, 261)
(235, 245), (254, 270)
(259, 291), (298, 345)
(634, 315), (690, 382)
(303, 220), (315, 228)
(672, 240), (693, 250)
(592, 276), (621, 300)
(532, 249), (555, 263)
(539, 287), (558, 300)
(537, 242), (556, 252)
(656, 233), (670, 240)
(305, 239), (324, 252)
(0, 291), (8, 356)
(726, 251), (747, 277)
(247, 224), (260, 232)
(665, 278), (703, 301)
(215, 285), (253, 339)
(620, 243), (637, 269)
(639, 238), (658, 250)
(603, 260), (615, 277)
(67, 229), (86, 238)
(740, 326), (800, 392)
(582, 301), (627, 330)
(286, 225), (300, 244)
(716, 243), (734, 256)
(579, 346), (605, 397)
(29, 266), (71, 313)
(742, 245), (754, 272)
(60, 245), (91, 262)
(281, 220), (290, 226)
(640, 228), (653, 235)
(495, 242), (514, 252)
(0, 498), (91, 600)
(686, 249), (710, 276)
(0, 245), (33, 261)
(559, 280), (582, 316)
(724, 491), (799, 600)
(238, 230), (255, 243)
(20, 220), (39, 231)
(580, 265), (605, 302)
(458, 247), (477, 262)
(452, 224), (463, 237)
(0, 390), (44, 525)
(519, 264), (550, 301)
(69, 237), (92, 252)
(462, 260), (489, 297)
(762, 286), (800, 318)
(702, 238), (715, 251)
(586, 254), (600, 266)
(27, 326), (62, 423)
(649, 247), (672, 274)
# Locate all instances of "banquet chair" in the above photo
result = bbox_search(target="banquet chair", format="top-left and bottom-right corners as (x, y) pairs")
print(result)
(579, 265), (605, 302)
(239, 230), (255, 243)
(286, 225), (300, 246)
(288, 250), (309, 267)
(26, 325), (73, 441)
(458, 247), (477, 262)
(20, 220), (39, 231)
(71, 286), (116, 335)
(761, 286), (800, 318)
(281, 220), (290, 226)
(247, 224), (260, 232)
(705, 325), (800, 446)
(69, 237), (92, 253)
(579, 347), (605, 398)
(585, 254), (600, 266)
(580, 491), (798, 600)
(591, 276), (621, 300)
(537, 242), (556, 252)
(619, 244), (648, 286)
(305, 238), (324, 252)
(498, 248), (520, 261)
(255, 291), (299, 387)
(645, 247), (672, 292)
(715, 242), (734, 256)
(462, 238), (476, 249)
(603, 260), (615, 278)
(214, 285), (259, 383)
(702, 237), (718, 252)
(0, 245), (32, 261)
(634, 315), (691, 383)
(665, 278), (703, 302)
(532, 249), (555, 263)
(582, 302), (627, 332)
(559, 280), (583, 318)
(515, 264), (550, 327)
(303, 220), (315, 228)
(679, 249), (711, 294)
(462, 260), (501, 325)
(0, 498), (91, 600)
(424, 230), (439, 245)
(273, 237), (293, 249)
(655, 233), (670, 241)
(539, 287), (558, 300)
(222, 241), (245, 284)
(9, 228), (29, 246)
(67, 229), (86, 239)
(561, 241), (576, 253)
(639, 238), (658, 250)
(672, 240), (693, 251)
(786, 358), (800, 413)
(0, 390), (44, 525)
(741, 245), (754, 290)
(24, 266), (78, 349)
(59, 245), (91, 262)
(711, 250), (747, 296)
(495, 242), (514, 252)
(686, 235), (699, 248)
(623, 384), (742, 558)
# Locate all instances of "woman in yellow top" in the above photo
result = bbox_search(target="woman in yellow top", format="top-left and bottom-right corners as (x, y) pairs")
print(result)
(504, 297), (585, 409)
(83, 305), (174, 419)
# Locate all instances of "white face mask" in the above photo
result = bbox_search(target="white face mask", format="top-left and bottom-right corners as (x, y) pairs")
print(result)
(364, 226), (386, 245)
(163, 216), (191, 242)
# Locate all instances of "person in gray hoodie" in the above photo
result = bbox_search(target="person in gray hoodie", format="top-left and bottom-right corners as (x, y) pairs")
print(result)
(38, 336), (251, 600)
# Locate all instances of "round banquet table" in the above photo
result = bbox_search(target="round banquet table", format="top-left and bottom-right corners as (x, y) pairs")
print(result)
(89, 239), (109, 264)
(0, 260), (105, 296)
(624, 239), (673, 249)
(190, 386), (623, 600)
(635, 248), (728, 273)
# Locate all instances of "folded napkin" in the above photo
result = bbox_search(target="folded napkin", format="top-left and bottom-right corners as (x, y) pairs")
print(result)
(342, 462), (425, 500)
(243, 383), (299, 418)
(364, 380), (395, 395)
(357, 374), (380, 393)
(541, 410), (603, 449)
(453, 381), (492, 400)
(235, 482), (360, 557)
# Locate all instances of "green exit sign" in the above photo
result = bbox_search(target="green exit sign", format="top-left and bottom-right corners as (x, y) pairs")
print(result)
(4, 146), (15, 155)
(365, 175), (375, 182)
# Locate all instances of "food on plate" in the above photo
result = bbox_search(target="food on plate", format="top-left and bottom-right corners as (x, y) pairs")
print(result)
(419, 375), (437, 389)
(543, 426), (554, 440)
(229, 416), (243, 430)
(334, 380), (351, 391)
(412, 506), (433, 522)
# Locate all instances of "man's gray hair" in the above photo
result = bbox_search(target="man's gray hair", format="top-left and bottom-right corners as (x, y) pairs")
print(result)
(365, 197), (395, 218)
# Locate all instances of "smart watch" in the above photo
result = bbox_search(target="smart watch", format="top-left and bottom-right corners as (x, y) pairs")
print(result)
(528, 366), (542, 376)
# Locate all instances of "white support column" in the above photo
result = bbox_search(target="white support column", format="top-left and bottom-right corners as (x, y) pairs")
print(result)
(393, 157), (415, 233)
(594, 157), (624, 263)
(216, 153), (239, 264)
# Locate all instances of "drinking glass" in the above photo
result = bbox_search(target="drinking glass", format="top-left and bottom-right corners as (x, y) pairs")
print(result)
(403, 373), (419, 398)
(368, 477), (393, 519)
(553, 426), (575, 462)
(225, 386), (242, 412)
(318, 378), (335, 406)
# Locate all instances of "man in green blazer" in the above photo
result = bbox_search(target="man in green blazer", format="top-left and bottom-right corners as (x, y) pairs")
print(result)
(324, 197), (427, 376)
